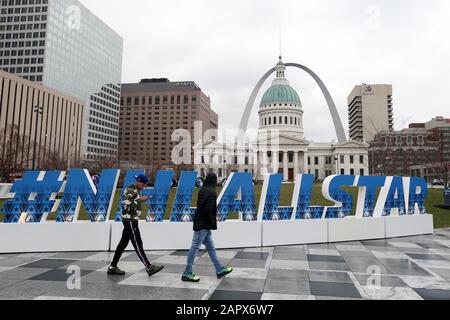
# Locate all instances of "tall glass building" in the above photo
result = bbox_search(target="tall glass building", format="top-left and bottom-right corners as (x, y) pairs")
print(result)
(0, 0), (123, 161)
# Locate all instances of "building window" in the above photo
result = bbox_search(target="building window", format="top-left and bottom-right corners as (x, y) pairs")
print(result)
(218, 168), (223, 177)
(341, 169), (345, 175)
(274, 117), (277, 125)
(288, 153), (294, 163)
(350, 169), (355, 176)
(340, 155), (345, 164)
(315, 157), (319, 165)
(308, 157), (311, 165)
(350, 155), (354, 164)
(360, 169), (365, 176)
(360, 155), (364, 164)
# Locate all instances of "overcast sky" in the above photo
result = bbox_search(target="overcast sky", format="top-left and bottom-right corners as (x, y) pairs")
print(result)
(80, 0), (450, 142)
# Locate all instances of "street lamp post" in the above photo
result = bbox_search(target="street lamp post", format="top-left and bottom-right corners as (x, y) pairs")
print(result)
(32, 106), (43, 171)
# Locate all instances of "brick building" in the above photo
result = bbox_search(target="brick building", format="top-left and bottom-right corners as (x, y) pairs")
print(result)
(118, 78), (218, 171)
(369, 117), (450, 184)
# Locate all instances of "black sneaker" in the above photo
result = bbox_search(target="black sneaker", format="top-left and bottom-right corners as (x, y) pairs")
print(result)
(107, 266), (126, 276)
(147, 264), (164, 277)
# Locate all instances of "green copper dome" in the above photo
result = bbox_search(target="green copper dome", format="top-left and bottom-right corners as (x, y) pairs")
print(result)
(260, 84), (301, 107)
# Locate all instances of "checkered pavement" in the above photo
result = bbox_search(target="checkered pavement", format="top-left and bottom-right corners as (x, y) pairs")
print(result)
(1, 229), (450, 300)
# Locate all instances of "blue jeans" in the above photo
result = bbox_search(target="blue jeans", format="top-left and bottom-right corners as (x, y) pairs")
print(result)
(184, 230), (222, 275)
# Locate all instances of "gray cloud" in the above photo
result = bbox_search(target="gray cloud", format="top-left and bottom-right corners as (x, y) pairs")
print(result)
(81, 0), (450, 141)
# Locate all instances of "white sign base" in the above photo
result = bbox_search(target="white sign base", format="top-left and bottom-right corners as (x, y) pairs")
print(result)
(0, 215), (435, 254)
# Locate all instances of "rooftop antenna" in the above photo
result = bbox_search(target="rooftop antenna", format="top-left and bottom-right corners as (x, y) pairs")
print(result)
(278, 28), (282, 60)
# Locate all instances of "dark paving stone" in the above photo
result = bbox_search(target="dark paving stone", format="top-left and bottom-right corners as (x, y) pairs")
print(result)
(406, 253), (448, 261)
(22, 259), (76, 269)
(234, 252), (269, 260)
(416, 242), (448, 249)
(308, 261), (350, 272)
(58, 260), (109, 271)
(414, 288), (450, 300)
(30, 268), (94, 282)
(0, 267), (52, 280)
(307, 254), (345, 263)
(170, 250), (206, 257)
(264, 279), (311, 295)
(361, 240), (392, 247)
(310, 281), (362, 299)
(273, 247), (305, 254)
(0, 257), (40, 268)
(307, 243), (336, 250)
(209, 290), (262, 300)
(355, 274), (408, 287)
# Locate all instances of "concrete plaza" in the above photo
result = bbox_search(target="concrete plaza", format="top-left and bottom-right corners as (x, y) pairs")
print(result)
(1, 229), (450, 300)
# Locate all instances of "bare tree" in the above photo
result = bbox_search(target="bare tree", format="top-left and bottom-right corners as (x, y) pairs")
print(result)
(0, 124), (29, 182)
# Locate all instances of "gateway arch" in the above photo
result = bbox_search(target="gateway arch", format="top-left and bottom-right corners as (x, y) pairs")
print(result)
(238, 63), (348, 144)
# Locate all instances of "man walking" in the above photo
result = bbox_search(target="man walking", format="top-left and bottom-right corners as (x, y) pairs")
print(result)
(108, 174), (164, 277)
(182, 173), (233, 282)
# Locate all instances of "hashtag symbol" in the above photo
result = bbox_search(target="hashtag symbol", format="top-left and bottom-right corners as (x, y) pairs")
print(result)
(1, 171), (65, 223)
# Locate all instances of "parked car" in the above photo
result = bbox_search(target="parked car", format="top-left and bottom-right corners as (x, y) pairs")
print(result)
(432, 179), (445, 186)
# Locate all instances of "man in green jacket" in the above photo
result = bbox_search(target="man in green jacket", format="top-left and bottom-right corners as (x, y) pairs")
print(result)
(108, 174), (164, 277)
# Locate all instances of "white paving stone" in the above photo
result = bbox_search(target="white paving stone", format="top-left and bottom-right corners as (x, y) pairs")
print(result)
(154, 255), (197, 265)
(362, 286), (423, 300)
(335, 245), (368, 252)
(119, 272), (179, 287)
(262, 293), (316, 300)
(215, 251), (238, 259)
(414, 260), (450, 270)
(227, 268), (268, 280)
(372, 251), (410, 260)
(399, 276), (450, 290)
(389, 242), (422, 249)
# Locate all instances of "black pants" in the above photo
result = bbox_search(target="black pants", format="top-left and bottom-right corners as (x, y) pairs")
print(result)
(111, 220), (151, 269)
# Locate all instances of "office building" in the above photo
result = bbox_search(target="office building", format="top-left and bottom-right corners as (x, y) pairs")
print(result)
(0, 69), (84, 173)
(0, 0), (123, 161)
(348, 84), (394, 142)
